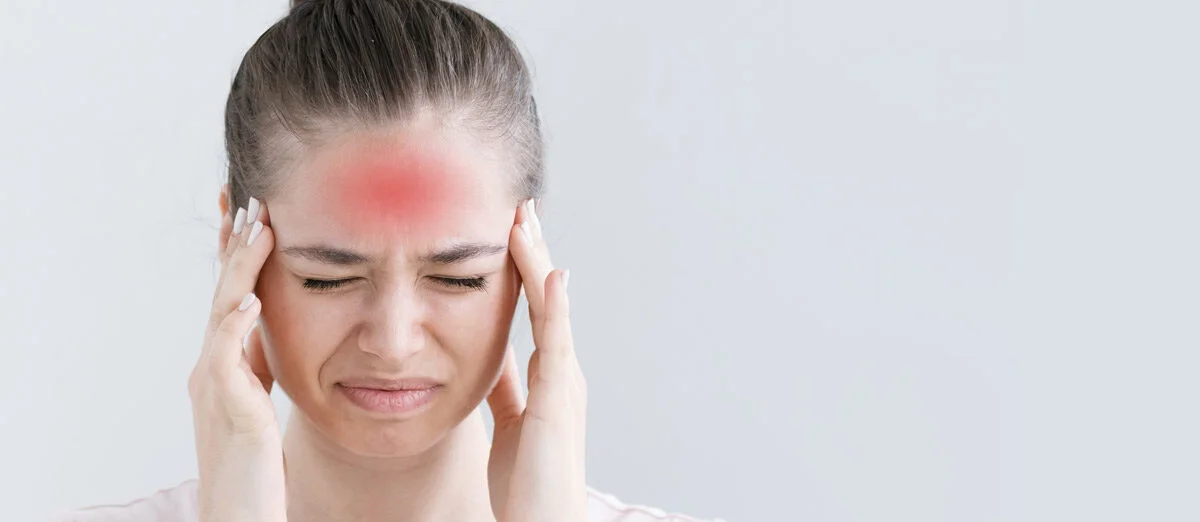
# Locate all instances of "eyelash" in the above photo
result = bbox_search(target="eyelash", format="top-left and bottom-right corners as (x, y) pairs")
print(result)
(301, 277), (489, 293)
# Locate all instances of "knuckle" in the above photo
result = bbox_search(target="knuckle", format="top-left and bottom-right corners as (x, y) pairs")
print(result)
(213, 315), (246, 345)
(541, 303), (562, 323)
(187, 370), (200, 396)
(227, 250), (250, 272)
(530, 367), (553, 389)
(210, 294), (238, 322)
(188, 362), (213, 397)
(204, 313), (220, 334)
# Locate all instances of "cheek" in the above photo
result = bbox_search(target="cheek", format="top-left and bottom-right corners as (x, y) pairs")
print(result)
(430, 265), (521, 341)
(431, 274), (520, 380)
(255, 261), (342, 381)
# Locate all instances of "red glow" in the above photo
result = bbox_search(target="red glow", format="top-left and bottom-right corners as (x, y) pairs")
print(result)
(329, 141), (459, 234)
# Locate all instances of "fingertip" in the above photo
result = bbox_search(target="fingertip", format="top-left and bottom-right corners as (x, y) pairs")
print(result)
(508, 223), (531, 268)
(508, 222), (522, 245)
(246, 219), (275, 252)
(246, 220), (265, 247)
(209, 295), (264, 371)
(542, 269), (571, 324)
(545, 268), (568, 297)
(258, 199), (271, 225)
(237, 292), (258, 312)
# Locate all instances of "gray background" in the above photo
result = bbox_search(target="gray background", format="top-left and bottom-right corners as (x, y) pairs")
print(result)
(3, 1), (1198, 521)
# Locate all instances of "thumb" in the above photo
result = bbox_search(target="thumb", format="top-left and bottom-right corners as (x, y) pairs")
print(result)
(486, 344), (525, 429)
(244, 324), (274, 394)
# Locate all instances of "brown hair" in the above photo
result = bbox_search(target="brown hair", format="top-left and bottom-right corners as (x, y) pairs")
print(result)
(223, 0), (544, 212)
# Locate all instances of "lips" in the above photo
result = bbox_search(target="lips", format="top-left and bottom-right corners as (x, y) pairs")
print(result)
(337, 377), (442, 391)
(335, 377), (443, 415)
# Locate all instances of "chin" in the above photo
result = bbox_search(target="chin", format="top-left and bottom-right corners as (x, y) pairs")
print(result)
(339, 420), (445, 457)
(309, 391), (464, 458)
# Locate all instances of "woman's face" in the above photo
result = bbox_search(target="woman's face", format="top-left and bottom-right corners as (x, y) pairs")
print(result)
(250, 116), (522, 457)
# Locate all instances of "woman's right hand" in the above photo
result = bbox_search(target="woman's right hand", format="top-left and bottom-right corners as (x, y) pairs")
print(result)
(187, 196), (287, 522)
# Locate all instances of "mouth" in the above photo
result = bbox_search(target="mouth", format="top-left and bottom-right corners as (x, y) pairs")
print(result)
(335, 379), (443, 416)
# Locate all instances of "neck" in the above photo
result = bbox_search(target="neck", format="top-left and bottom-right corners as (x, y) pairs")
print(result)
(282, 407), (495, 522)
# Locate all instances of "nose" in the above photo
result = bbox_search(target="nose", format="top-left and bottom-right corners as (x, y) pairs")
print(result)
(357, 287), (426, 362)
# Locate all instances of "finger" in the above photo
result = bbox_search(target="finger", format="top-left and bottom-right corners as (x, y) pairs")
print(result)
(527, 348), (540, 392)
(218, 206), (234, 257)
(225, 205), (248, 260)
(245, 194), (262, 227)
(523, 270), (575, 428)
(213, 203), (247, 308)
(209, 292), (261, 371)
(222, 195), (263, 259)
(486, 344), (526, 428)
(244, 324), (274, 394)
(526, 197), (543, 241)
(531, 269), (574, 386)
(256, 197), (271, 226)
(222, 197), (271, 262)
(211, 198), (274, 328)
(214, 196), (256, 308)
(508, 198), (553, 322)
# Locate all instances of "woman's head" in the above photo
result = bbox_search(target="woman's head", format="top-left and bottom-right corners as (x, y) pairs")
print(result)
(220, 0), (543, 457)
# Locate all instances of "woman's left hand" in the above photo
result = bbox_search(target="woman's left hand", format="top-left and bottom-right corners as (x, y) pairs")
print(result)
(486, 198), (588, 522)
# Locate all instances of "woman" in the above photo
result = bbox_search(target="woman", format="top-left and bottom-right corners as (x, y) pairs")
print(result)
(51, 1), (720, 521)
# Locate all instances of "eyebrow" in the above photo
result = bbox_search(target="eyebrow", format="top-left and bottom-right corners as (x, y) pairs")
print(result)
(279, 241), (508, 266)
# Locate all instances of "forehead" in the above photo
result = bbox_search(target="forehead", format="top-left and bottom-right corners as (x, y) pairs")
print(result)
(272, 123), (511, 246)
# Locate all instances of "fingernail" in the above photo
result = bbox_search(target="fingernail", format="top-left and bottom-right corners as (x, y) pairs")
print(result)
(247, 221), (264, 246)
(237, 292), (256, 311)
(247, 197), (261, 224)
(562, 269), (570, 290)
(519, 222), (531, 243)
(233, 207), (247, 235)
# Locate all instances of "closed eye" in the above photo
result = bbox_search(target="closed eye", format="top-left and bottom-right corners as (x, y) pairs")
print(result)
(431, 276), (489, 291)
(301, 276), (489, 293)
(302, 278), (357, 292)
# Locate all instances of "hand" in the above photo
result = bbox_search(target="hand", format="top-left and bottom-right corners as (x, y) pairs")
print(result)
(487, 198), (588, 522)
(187, 194), (287, 522)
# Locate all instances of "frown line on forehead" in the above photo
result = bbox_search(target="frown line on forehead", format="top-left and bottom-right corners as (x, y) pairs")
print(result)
(279, 241), (507, 266)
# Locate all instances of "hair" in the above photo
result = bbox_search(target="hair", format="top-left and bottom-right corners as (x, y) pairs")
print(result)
(223, 0), (544, 213)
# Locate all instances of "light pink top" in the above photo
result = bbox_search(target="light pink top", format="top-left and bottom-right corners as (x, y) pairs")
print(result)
(47, 479), (725, 522)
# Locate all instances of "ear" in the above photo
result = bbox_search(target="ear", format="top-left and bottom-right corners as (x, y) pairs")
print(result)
(218, 182), (230, 217)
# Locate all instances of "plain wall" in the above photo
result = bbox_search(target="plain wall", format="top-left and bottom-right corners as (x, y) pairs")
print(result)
(3, 1), (1198, 521)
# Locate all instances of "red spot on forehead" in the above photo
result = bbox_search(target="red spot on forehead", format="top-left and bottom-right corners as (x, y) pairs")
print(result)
(329, 140), (459, 233)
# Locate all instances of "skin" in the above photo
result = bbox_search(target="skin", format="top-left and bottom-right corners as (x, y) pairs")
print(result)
(190, 110), (587, 522)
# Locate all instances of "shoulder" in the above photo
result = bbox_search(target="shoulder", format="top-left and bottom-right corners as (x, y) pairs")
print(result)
(587, 486), (727, 522)
(46, 480), (722, 522)
(46, 479), (199, 522)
